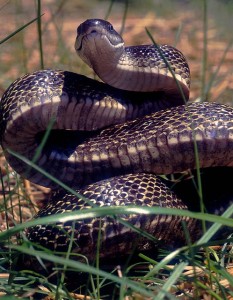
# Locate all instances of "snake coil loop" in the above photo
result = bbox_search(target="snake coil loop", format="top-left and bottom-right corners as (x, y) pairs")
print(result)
(0, 19), (233, 259)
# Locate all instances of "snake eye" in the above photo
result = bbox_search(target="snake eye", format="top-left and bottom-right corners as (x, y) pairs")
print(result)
(108, 24), (114, 31)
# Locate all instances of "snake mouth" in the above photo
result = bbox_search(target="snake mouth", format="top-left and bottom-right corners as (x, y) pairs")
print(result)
(75, 39), (82, 51)
(75, 34), (86, 51)
(76, 31), (120, 53)
(75, 31), (101, 52)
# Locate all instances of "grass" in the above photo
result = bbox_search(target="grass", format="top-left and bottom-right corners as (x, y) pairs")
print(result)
(0, 0), (233, 299)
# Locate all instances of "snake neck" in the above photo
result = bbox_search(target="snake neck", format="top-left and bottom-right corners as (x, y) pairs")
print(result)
(78, 43), (190, 101)
(96, 45), (190, 99)
(76, 19), (190, 100)
(78, 34), (124, 79)
(79, 40), (190, 100)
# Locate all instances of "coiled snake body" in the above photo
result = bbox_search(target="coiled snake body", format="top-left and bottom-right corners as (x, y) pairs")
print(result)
(1, 19), (233, 259)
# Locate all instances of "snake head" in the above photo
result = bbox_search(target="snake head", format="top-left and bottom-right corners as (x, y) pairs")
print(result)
(75, 19), (124, 69)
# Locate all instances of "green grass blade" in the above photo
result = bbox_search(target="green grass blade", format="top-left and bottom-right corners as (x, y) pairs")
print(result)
(119, 0), (129, 36)
(9, 245), (159, 299)
(201, 0), (208, 101)
(105, 0), (115, 20)
(145, 27), (188, 104)
(0, 15), (43, 45)
(205, 38), (233, 98)
(37, 0), (44, 69)
(156, 262), (188, 300)
(197, 203), (233, 245)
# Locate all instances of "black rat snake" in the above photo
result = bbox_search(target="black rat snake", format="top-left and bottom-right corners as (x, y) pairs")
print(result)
(0, 19), (233, 260)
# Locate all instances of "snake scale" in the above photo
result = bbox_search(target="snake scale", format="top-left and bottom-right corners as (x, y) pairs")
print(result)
(1, 19), (233, 260)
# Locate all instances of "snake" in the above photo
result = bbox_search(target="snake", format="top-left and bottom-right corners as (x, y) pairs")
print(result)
(1, 18), (233, 261)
